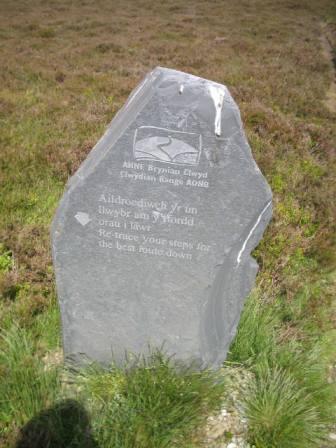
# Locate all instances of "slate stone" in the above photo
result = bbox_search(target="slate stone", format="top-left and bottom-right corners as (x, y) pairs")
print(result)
(52, 67), (272, 368)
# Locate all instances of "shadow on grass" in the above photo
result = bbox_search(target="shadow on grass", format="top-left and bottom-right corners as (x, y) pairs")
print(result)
(15, 399), (99, 448)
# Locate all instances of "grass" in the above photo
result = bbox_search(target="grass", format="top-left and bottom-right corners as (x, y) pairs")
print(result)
(76, 353), (224, 448)
(244, 362), (326, 448)
(228, 291), (335, 447)
(0, 326), (60, 434)
(0, 326), (225, 447)
(0, 0), (335, 446)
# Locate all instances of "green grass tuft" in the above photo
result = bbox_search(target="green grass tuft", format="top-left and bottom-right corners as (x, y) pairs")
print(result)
(245, 362), (326, 448)
(0, 244), (13, 273)
(74, 352), (225, 448)
(228, 291), (277, 364)
(228, 292), (335, 448)
(0, 325), (61, 439)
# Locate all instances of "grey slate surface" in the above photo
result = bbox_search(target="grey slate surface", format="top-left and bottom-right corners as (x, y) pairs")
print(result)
(52, 67), (272, 368)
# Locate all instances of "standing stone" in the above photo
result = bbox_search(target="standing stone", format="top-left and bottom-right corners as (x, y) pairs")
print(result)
(52, 67), (272, 368)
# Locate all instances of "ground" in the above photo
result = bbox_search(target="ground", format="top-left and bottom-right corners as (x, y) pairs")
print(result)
(0, 1), (335, 447)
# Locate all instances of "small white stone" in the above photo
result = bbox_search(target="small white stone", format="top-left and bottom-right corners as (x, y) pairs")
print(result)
(227, 443), (237, 448)
(329, 433), (336, 441)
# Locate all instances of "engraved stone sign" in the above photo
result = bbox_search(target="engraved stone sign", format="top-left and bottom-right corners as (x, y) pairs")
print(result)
(52, 67), (272, 368)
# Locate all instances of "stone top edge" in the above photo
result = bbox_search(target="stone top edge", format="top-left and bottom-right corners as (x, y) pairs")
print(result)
(151, 66), (228, 89)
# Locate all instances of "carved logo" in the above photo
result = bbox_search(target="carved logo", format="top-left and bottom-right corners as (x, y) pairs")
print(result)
(133, 126), (202, 166)
(74, 212), (91, 226)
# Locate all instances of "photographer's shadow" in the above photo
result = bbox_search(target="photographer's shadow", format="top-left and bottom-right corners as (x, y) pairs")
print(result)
(15, 399), (99, 448)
